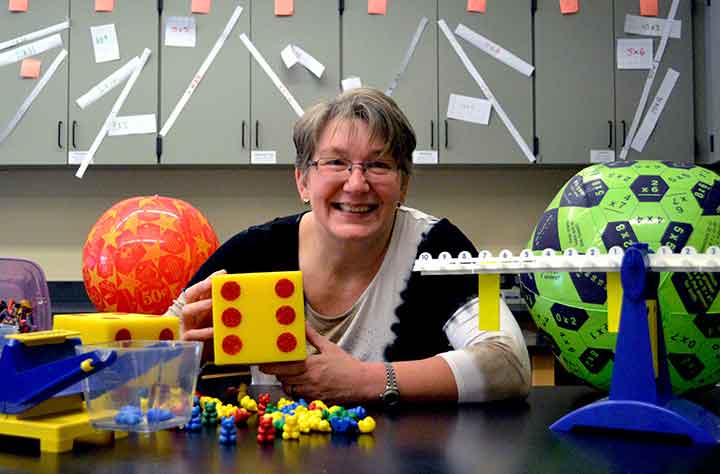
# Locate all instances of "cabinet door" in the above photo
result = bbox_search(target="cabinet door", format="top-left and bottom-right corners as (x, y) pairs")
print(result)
(343, 0), (437, 157)
(438, 1), (533, 164)
(535, 0), (614, 164)
(614, 0), (693, 162)
(0, 2), (69, 165)
(68, 0), (158, 165)
(161, 2), (250, 164)
(250, 0), (340, 164)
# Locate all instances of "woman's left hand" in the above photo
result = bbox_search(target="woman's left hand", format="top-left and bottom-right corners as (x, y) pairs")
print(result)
(258, 325), (380, 405)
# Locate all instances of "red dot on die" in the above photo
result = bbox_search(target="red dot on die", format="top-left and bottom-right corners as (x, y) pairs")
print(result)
(275, 278), (295, 298)
(115, 328), (131, 341)
(221, 281), (241, 301)
(276, 332), (297, 352)
(275, 306), (296, 325)
(222, 335), (243, 355)
(159, 328), (174, 340)
(222, 308), (242, 327)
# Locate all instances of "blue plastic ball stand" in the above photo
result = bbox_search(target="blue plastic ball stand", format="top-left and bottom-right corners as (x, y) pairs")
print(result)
(550, 244), (720, 444)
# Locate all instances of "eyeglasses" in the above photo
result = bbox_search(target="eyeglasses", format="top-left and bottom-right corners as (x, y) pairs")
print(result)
(308, 158), (399, 179)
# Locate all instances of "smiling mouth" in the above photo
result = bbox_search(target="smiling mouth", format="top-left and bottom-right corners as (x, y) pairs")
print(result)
(332, 203), (379, 214)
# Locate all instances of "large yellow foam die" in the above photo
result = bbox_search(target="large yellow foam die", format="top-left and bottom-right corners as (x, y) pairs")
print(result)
(212, 271), (306, 365)
(53, 313), (179, 344)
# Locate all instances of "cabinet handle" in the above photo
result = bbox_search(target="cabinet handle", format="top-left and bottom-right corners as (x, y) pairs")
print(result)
(621, 120), (627, 147)
(608, 120), (613, 148)
(444, 120), (448, 149)
(72, 120), (78, 149)
(57, 121), (63, 149)
(430, 120), (434, 149)
(241, 120), (246, 148)
(255, 120), (259, 148)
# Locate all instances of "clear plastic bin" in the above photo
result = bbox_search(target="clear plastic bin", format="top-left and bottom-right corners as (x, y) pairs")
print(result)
(0, 258), (52, 332)
(76, 340), (202, 432)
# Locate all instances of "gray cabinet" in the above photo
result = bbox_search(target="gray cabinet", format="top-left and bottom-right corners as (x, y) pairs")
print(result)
(438, 1), (533, 164)
(0, 1), (69, 165)
(250, 0), (340, 164)
(68, 0), (158, 165)
(160, 1), (250, 164)
(343, 0), (437, 156)
(694, 0), (718, 165)
(614, 0), (694, 162)
(535, 0), (615, 164)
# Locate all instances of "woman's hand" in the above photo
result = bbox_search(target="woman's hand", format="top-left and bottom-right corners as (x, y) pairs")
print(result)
(259, 325), (383, 405)
(181, 269), (226, 342)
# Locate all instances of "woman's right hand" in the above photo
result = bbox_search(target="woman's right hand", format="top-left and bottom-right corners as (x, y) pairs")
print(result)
(181, 269), (226, 342)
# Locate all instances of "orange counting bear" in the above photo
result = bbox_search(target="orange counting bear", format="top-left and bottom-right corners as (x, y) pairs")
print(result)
(212, 271), (306, 365)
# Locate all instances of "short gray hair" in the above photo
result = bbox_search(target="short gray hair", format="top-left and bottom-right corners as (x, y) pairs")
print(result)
(293, 88), (416, 177)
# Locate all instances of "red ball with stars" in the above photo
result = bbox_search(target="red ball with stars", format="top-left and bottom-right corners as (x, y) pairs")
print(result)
(82, 195), (219, 314)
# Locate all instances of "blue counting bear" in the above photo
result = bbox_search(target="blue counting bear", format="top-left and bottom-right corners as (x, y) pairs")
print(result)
(184, 405), (202, 431)
(347, 406), (367, 420)
(115, 405), (142, 425)
(218, 416), (237, 445)
(330, 416), (351, 433)
(147, 408), (174, 423)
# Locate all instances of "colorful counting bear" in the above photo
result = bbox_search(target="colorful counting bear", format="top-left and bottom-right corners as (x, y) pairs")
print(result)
(212, 271), (306, 364)
(53, 312), (179, 344)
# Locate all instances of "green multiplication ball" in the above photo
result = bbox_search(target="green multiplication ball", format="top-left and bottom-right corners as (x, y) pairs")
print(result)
(521, 161), (720, 393)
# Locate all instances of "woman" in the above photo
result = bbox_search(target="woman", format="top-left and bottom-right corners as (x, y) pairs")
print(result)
(167, 88), (530, 406)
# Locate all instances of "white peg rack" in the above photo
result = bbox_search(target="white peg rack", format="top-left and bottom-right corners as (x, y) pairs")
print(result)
(413, 246), (720, 275)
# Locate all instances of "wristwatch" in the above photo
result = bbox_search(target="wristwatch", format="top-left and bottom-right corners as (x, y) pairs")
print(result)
(380, 362), (400, 408)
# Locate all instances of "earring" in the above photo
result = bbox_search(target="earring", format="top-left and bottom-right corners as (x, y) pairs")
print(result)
(303, 198), (310, 205)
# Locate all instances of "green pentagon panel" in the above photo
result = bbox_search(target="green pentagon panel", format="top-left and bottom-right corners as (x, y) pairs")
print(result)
(660, 190), (702, 223)
(578, 309), (615, 350)
(660, 167), (701, 191)
(554, 328), (587, 359)
(663, 313), (707, 355)
(632, 160), (667, 175)
(687, 216), (720, 251)
(693, 166), (718, 186)
(624, 202), (670, 245)
(577, 164), (604, 179)
(597, 167), (638, 190)
(597, 189), (639, 222)
(556, 207), (599, 250)
(535, 272), (581, 307)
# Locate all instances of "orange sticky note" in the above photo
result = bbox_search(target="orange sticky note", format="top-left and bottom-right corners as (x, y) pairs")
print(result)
(640, 0), (658, 17)
(95, 0), (114, 12)
(8, 0), (28, 12)
(20, 58), (41, 79)
(275, 0), (293, 16)
(467, 0), (486, 13)
(192, 0), (211, 14)
(559, 0), (579, 15)
(368, 0), (386, 15)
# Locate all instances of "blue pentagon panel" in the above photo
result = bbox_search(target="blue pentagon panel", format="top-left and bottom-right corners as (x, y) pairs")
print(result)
(660, 191), (701, 222)
(569, 272), (607, 304)
(601, 221), (639, 250)
(558, 176), (608, 208)
(519, 273), (538, 309)
(579, 347), (614, 374)
(531, 208), (561, 251)
(668, 353), (706, 381)
(662, 161), (696, 170)
(693, 312), (720, 339)
(597, 189), (639, 221)
(603, 160), (637, 168)
(692, 180), (720, 216)
(557, 207), (599, 250)
(550, 303), (589, 331)
(660, 222), (693, 253)
(630, 175), (669, 202)
(671, 272), (720, 314)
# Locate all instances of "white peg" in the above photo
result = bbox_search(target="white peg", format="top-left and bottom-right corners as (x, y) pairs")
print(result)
(499, 249), (513, 259)
(520, 249), (533, 258)
(479, 250), (493, 260)
(657, 246), (674, 255)
(586, 247), (600, 256)
(681, 246), (698, 256)
(608, 246), (624, 256)
(419, 252), (432, 261)
(707, 246), (720, 256)
(564, 248), (578, 257)
(458, 250), (473, 260)
(439, 251), (452, 260)
(542, 248), (556, 257)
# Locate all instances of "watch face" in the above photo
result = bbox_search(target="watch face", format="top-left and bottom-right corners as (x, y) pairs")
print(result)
(382, 389), (400, 407)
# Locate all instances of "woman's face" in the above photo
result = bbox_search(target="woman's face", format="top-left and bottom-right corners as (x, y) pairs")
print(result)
(295, 119), (408, 246)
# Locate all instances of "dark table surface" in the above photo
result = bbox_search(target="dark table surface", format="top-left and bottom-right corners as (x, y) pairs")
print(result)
(1, 385), (720, 474)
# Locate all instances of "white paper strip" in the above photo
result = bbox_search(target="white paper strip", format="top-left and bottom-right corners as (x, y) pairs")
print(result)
(438, 20), (535, 163)
(386, 17), (428, 96)
(0, 34), (63, 67)
(165, 16), (197, 48)
(619, 0), (679, 160)
(159, 6), (243, 138)
(617, 38), (653, 70)
(0, 49), (67, 144)
(631, 68), (680, 152)
(281, 44), (325, 78)
(75, 56), (139, 109)
(108, 114), (157, 136)
(624, 14), (681, 39)
(90, 24), (120, 63)
(447, 93), (492, 125)
(454, 24), (534, 77)
(76, 48), (152, 179)
(281, 45), (299, 68)
(68, 150), (90, 165)
(0, 20), (69, 52)
(341, 76), (362, 91)
(240, 33), (304, 117)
